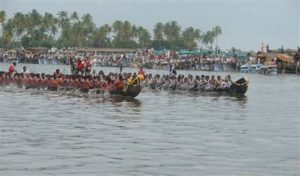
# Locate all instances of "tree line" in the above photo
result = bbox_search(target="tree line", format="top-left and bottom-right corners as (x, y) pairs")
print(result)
(0, 9), (222, 50)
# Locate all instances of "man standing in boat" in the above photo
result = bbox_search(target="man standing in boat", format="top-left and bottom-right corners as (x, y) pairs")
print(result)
(76, 58), (85, 75)
(118, 55), (123, 73)
(138, 66), (145, 76)
(8, 62), (17, 76)
(85, 57), (92, 76)
(119, 62), (123, 73)
(169, 64), (177, 77)
(69, 55), (76, 75)
(138, 66), (145, 81)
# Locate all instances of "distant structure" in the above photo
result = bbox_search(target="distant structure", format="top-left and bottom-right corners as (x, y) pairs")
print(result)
(281, 45), (284, 54)
(261, 42), (265, 53)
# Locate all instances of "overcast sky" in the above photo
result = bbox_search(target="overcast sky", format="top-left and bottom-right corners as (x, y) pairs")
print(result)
(1, 0), (299, 51)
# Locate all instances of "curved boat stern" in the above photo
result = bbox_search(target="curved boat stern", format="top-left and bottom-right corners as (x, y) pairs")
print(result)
(230, 77), (249, 95)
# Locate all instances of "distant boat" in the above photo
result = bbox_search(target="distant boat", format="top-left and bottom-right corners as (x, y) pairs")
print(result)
(200, 62), (212, 71)
(240, 64), (262, 73)
(259, 64), (278, 75)
(213, 63), (223, 72)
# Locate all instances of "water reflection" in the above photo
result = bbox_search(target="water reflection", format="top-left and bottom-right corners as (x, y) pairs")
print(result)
(233, 94), (248, 106)
(109, 96), (141, 106)
(222, 94), (248, 108)
(167, 90), (248, 104)
(0, 87), (142, 109)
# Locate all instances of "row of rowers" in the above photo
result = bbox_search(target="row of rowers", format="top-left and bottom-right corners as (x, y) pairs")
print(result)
(142, 74), (233, 90)
(0, 69), (232, 90)
(0, 70), (143, 91)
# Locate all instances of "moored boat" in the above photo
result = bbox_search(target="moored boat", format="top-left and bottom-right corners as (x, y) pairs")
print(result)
(259, 64), (278, 75)
(240, 64), (262, 73)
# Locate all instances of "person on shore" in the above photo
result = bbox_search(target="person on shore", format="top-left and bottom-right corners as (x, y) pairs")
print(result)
(70, 56), (76, 75)
(76, 58), (85, 75)
(119, 62), (123, 73)
(8, 62), (17, 76)
(85, 58), (92, 76)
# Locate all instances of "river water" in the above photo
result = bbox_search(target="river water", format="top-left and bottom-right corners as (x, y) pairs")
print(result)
(0, 63), (299, 176)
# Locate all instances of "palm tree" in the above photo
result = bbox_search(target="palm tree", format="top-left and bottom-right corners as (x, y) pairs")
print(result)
(123, 21), (130, 40)
(71, 21), (85, 47)
(12, 12), (25, 42)
(212, 25), (222, 50)
(213, 25), (222, 38)
(81, 13), (95, 46)
(0, 10), (6, 40)
(164, 21), (181, 42)
(153, 22), (164, 47)
(0, 10), (5, 24)
(92, 24), (112, 47)
(30, 9), (42, 28)
(70, 11), (79, 24)
(131, 24), (138, 39)
(202, 31), (214, 49)
(2, 19), (14, 47)
(136, 26), (151, 48)
(41, 12), (57, 38)
(0, 9), (224, 50)
(112, 20), (123, 47)
(50, 17), (58, 39)
(81, 13), (95, 35)
(57, 11), (72, 46)
(182, 27), (201, 49)
(57, 11), (69, 28)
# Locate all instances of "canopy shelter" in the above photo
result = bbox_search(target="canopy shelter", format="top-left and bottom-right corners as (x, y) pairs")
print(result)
(235, 51), (249, 60)
(154, 49), (167, 56)
(255, 51), (268, 63)
(26, 47), (48, 52)
(75, 48), (136, 54)
(276, 54), (293, 63)
(256, 51), (267, 59)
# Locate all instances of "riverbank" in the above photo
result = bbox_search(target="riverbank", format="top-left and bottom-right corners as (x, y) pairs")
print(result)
(1, 47), (299, 74)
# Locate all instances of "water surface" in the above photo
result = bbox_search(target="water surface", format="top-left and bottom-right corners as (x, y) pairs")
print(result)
(0, 63), (299, 175)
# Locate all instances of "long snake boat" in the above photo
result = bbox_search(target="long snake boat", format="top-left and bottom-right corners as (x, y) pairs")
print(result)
(0, 71), (143, 98)
(145, 76), (249, 95)
(1, 71), (248, 97)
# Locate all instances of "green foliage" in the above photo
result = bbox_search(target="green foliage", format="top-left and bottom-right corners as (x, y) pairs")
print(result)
(0, 9), (222, 50)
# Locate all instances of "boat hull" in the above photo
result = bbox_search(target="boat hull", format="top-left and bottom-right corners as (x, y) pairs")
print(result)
(148, 77), (249, 95)
(109, 84), (142, 98)
(229, 77), (248, 94)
